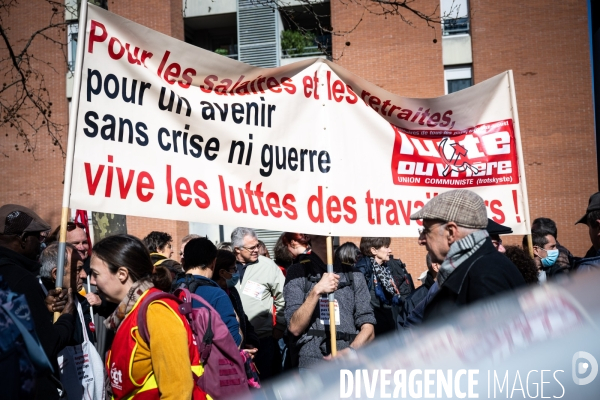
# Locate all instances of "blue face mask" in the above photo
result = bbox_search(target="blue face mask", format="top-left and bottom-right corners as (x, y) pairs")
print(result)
(226, 273), (240, 288)
(541, 249), (559, 268)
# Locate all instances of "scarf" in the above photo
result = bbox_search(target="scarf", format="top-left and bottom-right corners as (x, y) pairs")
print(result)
(371, 257), (397, 296)
(104, 278), (154, 331)
(438, 229), (489, 286)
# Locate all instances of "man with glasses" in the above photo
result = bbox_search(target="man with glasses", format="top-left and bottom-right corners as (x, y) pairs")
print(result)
(410, 190), (525, 323)
(232, 227), (286, 381)
(0, 204), (75, 399)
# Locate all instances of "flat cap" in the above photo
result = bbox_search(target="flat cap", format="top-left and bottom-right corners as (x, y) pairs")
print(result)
(410, 189), (487, 229)
(576, 192), (600, 225)
(0, 204), (50, 235)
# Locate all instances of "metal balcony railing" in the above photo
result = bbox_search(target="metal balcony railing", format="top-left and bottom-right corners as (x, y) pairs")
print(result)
(442, 17), (470, 36)
(281, 45), (331, 59)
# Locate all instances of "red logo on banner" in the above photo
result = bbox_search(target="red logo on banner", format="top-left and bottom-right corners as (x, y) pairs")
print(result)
(391, 119), (519, 188)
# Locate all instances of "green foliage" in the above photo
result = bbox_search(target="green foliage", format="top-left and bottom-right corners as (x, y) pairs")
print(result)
(214, 48), (228, 56)
(281, 30), (315, 55)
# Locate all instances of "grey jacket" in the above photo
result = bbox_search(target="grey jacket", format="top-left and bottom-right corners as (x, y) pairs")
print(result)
(283, 253), (376, 368)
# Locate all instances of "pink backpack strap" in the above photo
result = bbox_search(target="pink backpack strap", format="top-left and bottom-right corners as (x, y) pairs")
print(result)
(175, 288), (218, 363)
(137, 291), (182, 345)
(175, 288), (219, 313)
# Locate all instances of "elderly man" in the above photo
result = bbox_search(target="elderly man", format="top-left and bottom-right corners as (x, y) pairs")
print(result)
(232, 227), (285, 381)
(39, 242), (95, 343)
(40, 242), (86, 294)
(410, 190), (525, 322)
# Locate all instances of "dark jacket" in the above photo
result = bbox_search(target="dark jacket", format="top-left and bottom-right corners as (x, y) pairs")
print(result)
(226, 286), (260, 349)
(355, 256), (411, 335)
(0, 246), (75, 400)
(397, 271), (436, 329)
(573, 248), (600, 273)
(423, 238), (526, 323)
(404, 281), (439, 328)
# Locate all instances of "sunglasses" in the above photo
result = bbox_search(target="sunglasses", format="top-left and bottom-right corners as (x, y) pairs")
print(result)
(66, 222), (86, 231)
(21, 230), (49, 243)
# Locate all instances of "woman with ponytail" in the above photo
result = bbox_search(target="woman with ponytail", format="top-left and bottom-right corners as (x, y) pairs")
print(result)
(90, 234), (205, 399)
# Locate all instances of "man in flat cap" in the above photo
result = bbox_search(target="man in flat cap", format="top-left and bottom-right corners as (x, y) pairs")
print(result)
(0, 204), (75, 399)
(410, 190), (525, 322)
(573, 192), (600, 272)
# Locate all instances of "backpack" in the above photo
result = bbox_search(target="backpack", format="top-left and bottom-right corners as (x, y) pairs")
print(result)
(172, 273), (213, 294)
(137, 288), (249, 399)
(387, 257), (415, 299)
(0, 276), (54, 399)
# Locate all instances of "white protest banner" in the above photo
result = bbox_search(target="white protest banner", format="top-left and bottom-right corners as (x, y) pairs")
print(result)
(67, 4), (531, 237)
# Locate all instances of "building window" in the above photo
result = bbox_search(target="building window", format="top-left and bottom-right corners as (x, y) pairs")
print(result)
(68, 23), (78, 71)
(445, 66), (473, 94)
(441, 0), (470, 36)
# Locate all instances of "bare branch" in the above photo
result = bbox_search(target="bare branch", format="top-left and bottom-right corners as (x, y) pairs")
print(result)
(0, 0), (70, 158)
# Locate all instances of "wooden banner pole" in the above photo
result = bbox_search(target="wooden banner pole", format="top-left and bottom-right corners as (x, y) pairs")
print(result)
(326, 236), (337, 356)
(54, 1), (89, 322)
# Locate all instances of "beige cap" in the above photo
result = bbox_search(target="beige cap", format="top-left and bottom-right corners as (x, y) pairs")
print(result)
(410, 189), (487, 229)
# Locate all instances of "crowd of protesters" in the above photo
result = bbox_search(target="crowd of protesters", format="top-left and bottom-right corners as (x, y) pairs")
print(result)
(1, 189), (600, 398)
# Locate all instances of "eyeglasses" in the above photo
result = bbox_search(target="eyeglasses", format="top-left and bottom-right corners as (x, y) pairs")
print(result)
(418, 222), (446, 237)
(491, 239), (503, 248)
(418, 227), (433, 236)
(240, 244), (259, 252)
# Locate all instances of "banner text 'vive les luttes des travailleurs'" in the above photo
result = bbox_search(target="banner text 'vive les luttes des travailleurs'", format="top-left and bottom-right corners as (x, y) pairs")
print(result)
(68, 5), (531, 237)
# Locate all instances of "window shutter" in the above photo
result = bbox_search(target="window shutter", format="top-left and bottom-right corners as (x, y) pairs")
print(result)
(237, 0), (280, 68)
